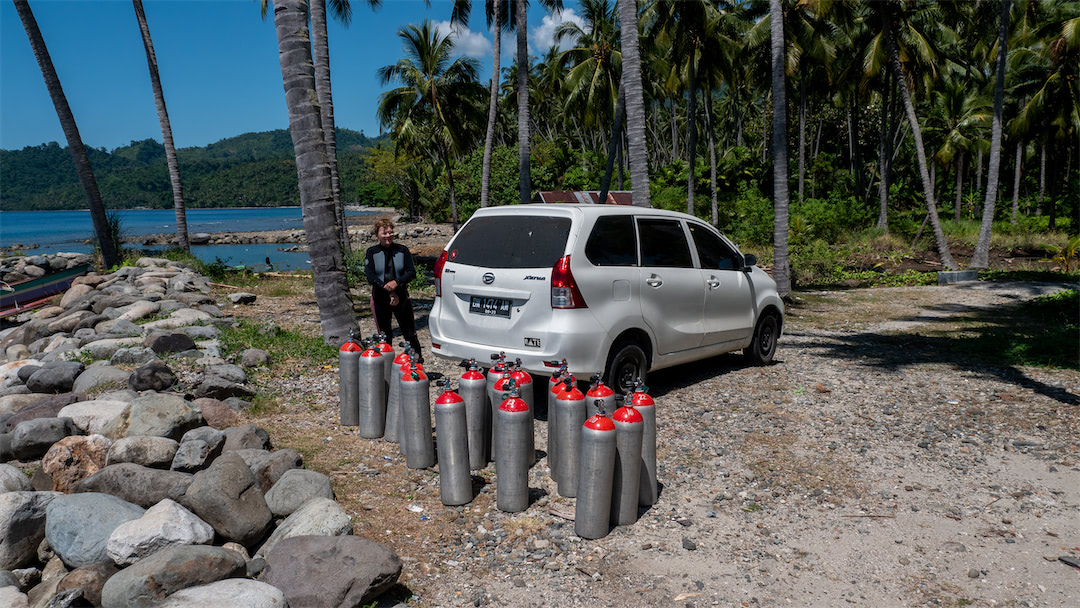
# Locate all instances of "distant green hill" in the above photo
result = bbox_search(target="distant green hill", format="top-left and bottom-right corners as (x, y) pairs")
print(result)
(0, 129), (388, 211)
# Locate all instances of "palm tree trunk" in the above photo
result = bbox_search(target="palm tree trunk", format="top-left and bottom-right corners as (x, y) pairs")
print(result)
(618, 0), (650, 207)
(971, 0), (1010, 268)
(883, 15), (957, 270)
(706, 87), (718, 226)
(798, 72), (806, 203)
(1036, 142), (1045, 215)
(954, 153), (964, 221)
(849, 99), (864, 200)
(516, 0), (530, 204)
(273, 0), (355, 344)
(480, 1), (501, 208)
(310, 0), (349, 254)
(15, 0), (119, 269)
(441, 145), (459, 231)
(686, 60), (697, 216)
(671, 98), (679, 162)
(1010, 141), (1021, 224)
(876, 79), (891, 231)
(600, 82), (625, 202)
(770, 0), (791, 297)
(133, 0), (188, 252)
(976, 148), (983, 195)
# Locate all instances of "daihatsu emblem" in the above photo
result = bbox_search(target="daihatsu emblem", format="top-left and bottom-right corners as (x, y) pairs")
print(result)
(482, 272), (495, 284)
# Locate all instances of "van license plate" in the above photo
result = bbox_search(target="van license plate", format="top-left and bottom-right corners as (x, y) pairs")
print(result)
(469, 296), (511, 318)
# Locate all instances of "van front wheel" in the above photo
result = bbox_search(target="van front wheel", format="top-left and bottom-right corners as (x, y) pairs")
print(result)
(605, 341), (648, 396)
(744, 313), (778, 365)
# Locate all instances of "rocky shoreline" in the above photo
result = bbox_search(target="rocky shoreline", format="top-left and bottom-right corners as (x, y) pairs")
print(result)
(0, 253), (403, 607)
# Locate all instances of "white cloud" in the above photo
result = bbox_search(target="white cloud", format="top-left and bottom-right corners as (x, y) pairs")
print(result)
(527, 8), (584, 58)
(430, 20), (492, 60)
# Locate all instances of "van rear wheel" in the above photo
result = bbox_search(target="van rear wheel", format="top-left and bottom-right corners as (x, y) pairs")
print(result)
(605, 340), (648, 396)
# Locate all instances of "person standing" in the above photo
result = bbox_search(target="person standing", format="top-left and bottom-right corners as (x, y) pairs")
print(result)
(364, 219), (423, 359)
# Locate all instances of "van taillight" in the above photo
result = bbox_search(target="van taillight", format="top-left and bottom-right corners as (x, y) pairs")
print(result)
(434, 250), (448, 297)
(551, 255), (587, 309)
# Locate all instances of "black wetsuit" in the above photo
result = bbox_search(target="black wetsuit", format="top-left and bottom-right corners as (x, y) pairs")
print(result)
(363, 242), (422, 356)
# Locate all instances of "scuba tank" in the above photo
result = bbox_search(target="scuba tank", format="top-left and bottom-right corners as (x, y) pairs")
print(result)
(399, 361), (434, 469)
(356, 337), (386, 438)
(545, 360), (574, 481)
(631, 380), (658, 506)
(337, 331), (362, 426)
(458, 359), (489, 470)
(610, 395), (644, 526)
(383, 344), (413, 445)
(585, 373), (615, 418)
(575, 407), (616, 540)
(553, 377), (586, 497)
(434, 379), (472, 505)
(495, 380), (530, 513)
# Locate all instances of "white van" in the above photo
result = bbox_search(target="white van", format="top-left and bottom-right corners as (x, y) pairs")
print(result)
(429, 204), (784, 392)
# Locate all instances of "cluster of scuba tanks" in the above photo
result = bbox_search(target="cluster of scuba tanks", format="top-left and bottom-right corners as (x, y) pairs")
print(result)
(338, 332), (658, 540)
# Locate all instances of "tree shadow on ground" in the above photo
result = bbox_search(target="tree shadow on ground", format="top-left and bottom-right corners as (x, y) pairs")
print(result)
(649, 286), (1078, 406)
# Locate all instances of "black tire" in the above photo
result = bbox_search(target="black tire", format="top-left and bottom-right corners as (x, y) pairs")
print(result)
(605, 340), (648, 395)
(744, 313), (779, 365)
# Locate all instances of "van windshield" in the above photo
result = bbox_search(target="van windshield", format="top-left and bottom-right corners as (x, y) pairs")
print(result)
(447, 215), (572, 269)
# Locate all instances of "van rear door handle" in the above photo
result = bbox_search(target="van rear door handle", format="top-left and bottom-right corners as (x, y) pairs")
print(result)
(645, 274), (663, 288)
(706, 277), (721, 289)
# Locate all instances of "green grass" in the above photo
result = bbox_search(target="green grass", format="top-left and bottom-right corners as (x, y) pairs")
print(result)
(218, 319), (337, 368)
(946, 288), (1079, 370)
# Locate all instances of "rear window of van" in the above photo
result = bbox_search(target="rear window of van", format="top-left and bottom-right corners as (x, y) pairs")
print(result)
(447, 215), (571, 269)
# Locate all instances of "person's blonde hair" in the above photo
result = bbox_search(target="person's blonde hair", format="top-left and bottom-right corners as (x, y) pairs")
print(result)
(373, 218), (395, 235)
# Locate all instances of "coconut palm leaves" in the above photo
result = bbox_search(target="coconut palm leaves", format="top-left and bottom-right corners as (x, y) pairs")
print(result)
(377, 20), (485, 230)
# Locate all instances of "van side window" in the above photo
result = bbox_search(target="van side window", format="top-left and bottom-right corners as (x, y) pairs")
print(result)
(689, 223), (741, 270)
(637, 218), (693, 268)
(585, 216), (637, 266)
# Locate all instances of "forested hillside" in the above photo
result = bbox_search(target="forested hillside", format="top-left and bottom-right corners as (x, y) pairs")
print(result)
(0, 129), (386, 210)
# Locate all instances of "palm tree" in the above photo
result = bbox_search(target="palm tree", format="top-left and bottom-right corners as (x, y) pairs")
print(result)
(133, 0), (188, 252)
(516, 0), (530, 203)
(971, 0), (1013, 269)
(272, 0), (355, 344)
(770, 0), (791, 297)
(925, 75), (991, 220)
(555, 0), (622, 131)
(377, 21), (485, 231)
(14, 0), (119, 269)
(877, 2), (958, 270)
(617, 0), (650, 207)
(451, 0), (511, 208)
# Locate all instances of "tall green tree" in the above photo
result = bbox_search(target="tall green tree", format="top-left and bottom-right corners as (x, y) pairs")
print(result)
(14, 0), (119, 269)
(377, 21), (485, 230)
(272, 0), (355, 344)
(878, 1), (958, 270)
(617, 0), (650, 207)
(971, 0), (1013, 269)
(770, 0), (791, 296)
(133, 0), (188, 251)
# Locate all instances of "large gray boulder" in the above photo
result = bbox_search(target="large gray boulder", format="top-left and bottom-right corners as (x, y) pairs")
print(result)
(44, 493), (144, 568)
(72, 463), (192, 507)
(10, 417), (77, 460)
(70, 364), (130, 395)
(56, 400), (128, 435)
(0, 393), (83, 433)
(255, 498), (351, 559)
(205, 364), (246, 385)
(128, 362), (177, 392)
(262, 536), (401, 608)
(109, 347), (159, 367)
(156, 579), (287, 608)
(180, 452), (272, 547)
(95, 319), (143, 337)
(252, 449), (302, 493)
(106, 436), (178, 469)
(79, 338), (141, 361)
(106, 499), (214, 565)
(99, 545), (245, 608)
(0, 394), (43, 419)
(264, 469), (334, 518)
(0, 463), (32, 492)
(193, 375), (254, 401)
(54, 561), (118, 608)
(0, 491), (61, 569)
(222, 424), (271, 452)
(170, 427), (225, 473)
(100, 393), (203, 441)
(25, 362), (84, 394)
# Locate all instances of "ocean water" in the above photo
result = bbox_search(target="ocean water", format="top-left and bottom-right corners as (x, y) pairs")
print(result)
(0, 207), (373, 271)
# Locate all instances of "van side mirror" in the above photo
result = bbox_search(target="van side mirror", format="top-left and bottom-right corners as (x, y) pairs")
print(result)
(742, 253), (757, 270)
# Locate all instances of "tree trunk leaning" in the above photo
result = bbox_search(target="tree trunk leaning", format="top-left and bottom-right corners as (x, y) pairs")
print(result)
(15, 0), (119, 269)
(273, 0), (355, 345)
(133, 0), (188, 252)
(310, 0), (349, 254)
(618, 0), (650, 207)
(480, 2), (501, 208)
(971, 0), (1011, 268)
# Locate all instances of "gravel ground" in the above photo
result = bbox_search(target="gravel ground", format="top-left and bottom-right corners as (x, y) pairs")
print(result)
(232, 279), (1079, 608)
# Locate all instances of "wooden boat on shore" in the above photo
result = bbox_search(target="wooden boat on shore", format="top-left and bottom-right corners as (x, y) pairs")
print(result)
(0, 263), (92, 318)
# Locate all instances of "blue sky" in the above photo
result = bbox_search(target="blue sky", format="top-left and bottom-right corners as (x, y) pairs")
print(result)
(1, 0), (584, 152)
